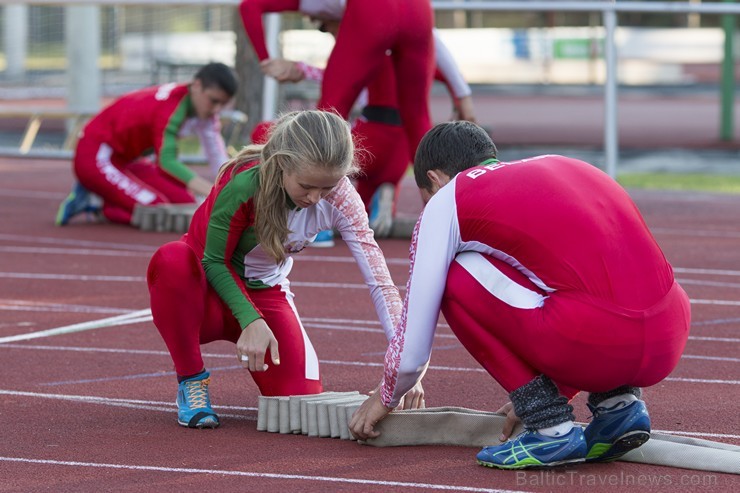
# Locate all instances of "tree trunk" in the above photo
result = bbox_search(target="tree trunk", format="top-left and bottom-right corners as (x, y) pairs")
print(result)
(234, 15), (264, 143)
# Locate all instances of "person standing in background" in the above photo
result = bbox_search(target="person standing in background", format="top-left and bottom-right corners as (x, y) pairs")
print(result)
(240, 0), (435, 244)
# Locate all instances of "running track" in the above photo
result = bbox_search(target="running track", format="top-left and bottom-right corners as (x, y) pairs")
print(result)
(0, 157), (738, 492)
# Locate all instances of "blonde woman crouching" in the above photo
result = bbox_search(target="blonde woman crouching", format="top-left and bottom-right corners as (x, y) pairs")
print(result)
(147, 110), (422, 428)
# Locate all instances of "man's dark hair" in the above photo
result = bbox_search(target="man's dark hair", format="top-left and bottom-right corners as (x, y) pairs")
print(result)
(195, 62), (238, 97)
(413, 121), (497, 190)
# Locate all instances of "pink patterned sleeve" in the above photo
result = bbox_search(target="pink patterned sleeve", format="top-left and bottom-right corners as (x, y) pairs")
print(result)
(380, 180), (462, 408)
(296, 62), (325, 83)
(325, 178), (403, 339)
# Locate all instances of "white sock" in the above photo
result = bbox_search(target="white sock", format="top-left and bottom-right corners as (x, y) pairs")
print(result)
(599, 393), (638, 410)
(538, 420), (575, 437)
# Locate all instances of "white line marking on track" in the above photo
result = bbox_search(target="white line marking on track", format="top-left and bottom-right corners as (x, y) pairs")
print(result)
(0, 309), (150, 343)
(677, 278), (740, 289)
(674, 267), (740, 276)
(1, 343), (736, 377)
(688, 336), (740, 343)
(681, 354), (740, 362)
(0, 389), (253, 418)
(0, 457), (526, 493)
(0, 188), (65, 199)
(0, 272), (146, 282)
(653, 227), (740, 239)
(0, 272), (405, 289)
(0, 233), (156, 251)
(0, 389), (253, 416)
(667, 377), (740, 384)
(652, 429), (740, 440)
(691, 298), (740, 306)
(295, 254), (409, 265)
(1, 388), (738, 443)
(0, 246), (151, 257)
(0, 299), (132, 314)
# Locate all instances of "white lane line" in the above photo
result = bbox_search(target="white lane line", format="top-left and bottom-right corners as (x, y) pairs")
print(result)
(681, 354), (740, 362)
(653, 429), (740, 441)
(1, 343), (736, 375)
(0, 300), (132, 315)
(5, 232), (740, 274)
(0, 456), (526, 493)
(0, 309), (151, 344)
(677, 278), (740, 289)
(0, 233), (156, 251)
(653, 228), (740, 239)
(0, 246), (151, 257)
(295, 255), (409, 266)
(666, 377), (740, 384)
(0, 389), (254, 418)
(693, 317), (740, 326)
(0, 272), (146, 282)
(39, 363), (241, 387)
(674, 267), (740, 277)
(8, 269), (740, 304)
(0, 324), (735, 365)
(689, 336), (740, 343)
(1, 388), (738, 443)
(0, 189), (66, 199)
(0, 272), (398, 289)
(692, 299), (740, 306)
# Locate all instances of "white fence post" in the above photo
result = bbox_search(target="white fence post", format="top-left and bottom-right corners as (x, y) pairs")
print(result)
(603, 6), (619, 179)
(261, 13), (281, 122)
(65, 4), (102, 114)
(4, 4), (29, 79)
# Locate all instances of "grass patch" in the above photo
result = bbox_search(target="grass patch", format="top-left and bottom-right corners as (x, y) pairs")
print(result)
(617, 173), (740, 194)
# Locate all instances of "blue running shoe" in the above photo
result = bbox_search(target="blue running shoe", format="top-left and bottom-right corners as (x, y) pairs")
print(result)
(308, 229), (335, 248)
(476, 427), (587, 469)
(55, 182), (98, 226)
(177, 371), (220, 429)
(368, 183), (395, 239)
(584, 399), (650, 462)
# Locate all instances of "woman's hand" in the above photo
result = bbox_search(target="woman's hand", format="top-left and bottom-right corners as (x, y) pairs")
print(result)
(497, 401), (521, 441)
(453, 95), (477, 123)
(398, 381), (425, 410)
(260, 58), (305, 83)
(349, 392), (392, 440)
(236, 318), (280, 372)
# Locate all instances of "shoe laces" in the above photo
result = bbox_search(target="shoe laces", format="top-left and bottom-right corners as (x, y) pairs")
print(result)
(184, 377), (211, 409)
(587, 400), (628, 420)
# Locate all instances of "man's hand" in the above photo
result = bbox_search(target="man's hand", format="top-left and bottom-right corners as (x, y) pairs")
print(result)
(496, 401), (521, 441)
(236, 318), (280, 372)
(349, 392), (392, 440)
(260, 58), (305, 83)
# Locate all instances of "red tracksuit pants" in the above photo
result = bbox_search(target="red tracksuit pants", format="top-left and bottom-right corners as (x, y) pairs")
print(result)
(318, 0), (434, 159)
(147, 240), (323, 396)
(441, 252), (691, 399)
(74, 137), (194, 225)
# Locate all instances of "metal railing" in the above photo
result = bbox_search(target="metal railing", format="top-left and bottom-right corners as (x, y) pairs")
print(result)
(5, 1), (740, 176)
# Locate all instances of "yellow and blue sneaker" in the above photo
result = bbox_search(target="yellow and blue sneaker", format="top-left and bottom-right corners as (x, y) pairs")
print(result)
(177, 371), (219, 429)
(55, 182), (100, 226)
(584, 399), (651, 462)
(477, 427), (587, 469)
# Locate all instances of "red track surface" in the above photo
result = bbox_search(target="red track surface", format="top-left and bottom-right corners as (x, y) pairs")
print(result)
(0, 157), (738, 492)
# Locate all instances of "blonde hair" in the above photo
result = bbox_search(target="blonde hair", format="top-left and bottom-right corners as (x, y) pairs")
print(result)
(217, 110), (357, 264)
